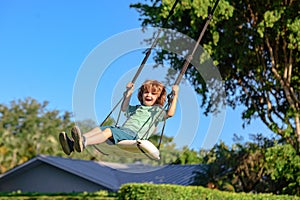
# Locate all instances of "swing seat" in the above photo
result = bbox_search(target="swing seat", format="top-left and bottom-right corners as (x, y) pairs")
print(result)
(116, 139), (160, 160)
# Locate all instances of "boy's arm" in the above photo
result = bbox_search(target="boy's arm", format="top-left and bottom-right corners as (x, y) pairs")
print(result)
(166, 85), (179, 118)
(121, 82), (134, 112)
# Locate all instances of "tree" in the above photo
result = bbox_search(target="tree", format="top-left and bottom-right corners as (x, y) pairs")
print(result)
(191, 134), (300, 195)
(171, 146), (204, 164)
(131, 0), (300, 152)
(265, 143), (300, 195)
(0, 98), (122, 170)
(0, 98), (74, 173)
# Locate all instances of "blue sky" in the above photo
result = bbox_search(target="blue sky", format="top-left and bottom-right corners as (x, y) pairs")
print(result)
(0, 0), (276, 151)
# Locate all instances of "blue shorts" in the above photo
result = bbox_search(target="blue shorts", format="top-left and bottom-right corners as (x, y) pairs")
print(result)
(100, 126), (138, 144)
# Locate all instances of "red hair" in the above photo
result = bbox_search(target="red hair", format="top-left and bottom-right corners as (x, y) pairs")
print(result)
(138, 80), (166, 106)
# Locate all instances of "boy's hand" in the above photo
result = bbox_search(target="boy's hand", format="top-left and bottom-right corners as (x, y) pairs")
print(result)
(125, 82), (134, 96)
(166, 85), (179, 118)
(121, 82), (134, 112)
(172, 85), (179, 96)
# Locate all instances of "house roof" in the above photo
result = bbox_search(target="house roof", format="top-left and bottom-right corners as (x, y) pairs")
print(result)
(0, 155), (205, 192)
(115, 164), (205, 186)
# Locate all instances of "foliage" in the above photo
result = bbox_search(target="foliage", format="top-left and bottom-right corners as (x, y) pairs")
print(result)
(171, 146), (205, 164)
(0, 98), (74, 173)
(131, 0), (300, 152)
(0, 98), (122, 172)
(0, 190), (116, 200)
(2, 184), (300, 200)
(118, 183), (300, 200)
(192, 135), (300, 196)
(265, 144), (300, 195)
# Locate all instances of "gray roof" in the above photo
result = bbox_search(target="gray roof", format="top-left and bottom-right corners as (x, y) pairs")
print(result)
(0, 155), (205, 192)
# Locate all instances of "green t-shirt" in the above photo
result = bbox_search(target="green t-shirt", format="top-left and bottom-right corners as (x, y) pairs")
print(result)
(122, 105), (166, 139)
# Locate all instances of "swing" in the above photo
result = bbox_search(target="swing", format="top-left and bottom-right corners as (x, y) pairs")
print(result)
(96, 104), (168, 160)
(92, 0), (220, 160)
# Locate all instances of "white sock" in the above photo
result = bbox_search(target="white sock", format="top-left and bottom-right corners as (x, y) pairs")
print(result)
(83, 136), (87, 147)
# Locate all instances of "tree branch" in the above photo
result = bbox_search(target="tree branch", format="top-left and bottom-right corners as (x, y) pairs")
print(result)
(266, 36), (296, 109)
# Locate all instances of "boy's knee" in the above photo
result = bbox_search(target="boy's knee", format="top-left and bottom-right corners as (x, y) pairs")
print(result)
(103, 128), (112, 137)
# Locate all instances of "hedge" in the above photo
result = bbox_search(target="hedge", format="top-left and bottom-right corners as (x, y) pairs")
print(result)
(0, 190), (116, 200)
(1, 184), (299, 200)
(118, 184), (300, 200)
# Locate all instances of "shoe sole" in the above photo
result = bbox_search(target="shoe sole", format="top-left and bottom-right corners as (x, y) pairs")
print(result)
(59, 132), (71, 155)
(71, 126), (83, 152)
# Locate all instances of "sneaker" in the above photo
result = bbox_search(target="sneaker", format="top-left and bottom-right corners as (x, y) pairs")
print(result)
(71, 126), (84, 152)
(59, 132), (74, 155)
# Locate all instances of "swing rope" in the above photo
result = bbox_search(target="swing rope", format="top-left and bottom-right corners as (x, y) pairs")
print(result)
(174, 0), (220, 87)
(100, 0), (180, 128)
(148, 0), (221, 150)
(93, 0), (180, 156)
(94, 0), (220, 157)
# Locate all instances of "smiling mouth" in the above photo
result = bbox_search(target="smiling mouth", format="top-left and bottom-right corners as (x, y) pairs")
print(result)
(145, 97), (153, 101)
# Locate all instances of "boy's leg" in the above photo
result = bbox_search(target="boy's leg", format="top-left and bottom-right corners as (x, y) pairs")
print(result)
(82, 126), (103, 138)
(59, 132), (74, 155)
(71, 126), (113, 152)
(71, 126), (101, 152)
(85, 127), (113, 146)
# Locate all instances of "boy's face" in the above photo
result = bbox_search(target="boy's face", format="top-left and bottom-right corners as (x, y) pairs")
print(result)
(142, 89), (160, 106)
